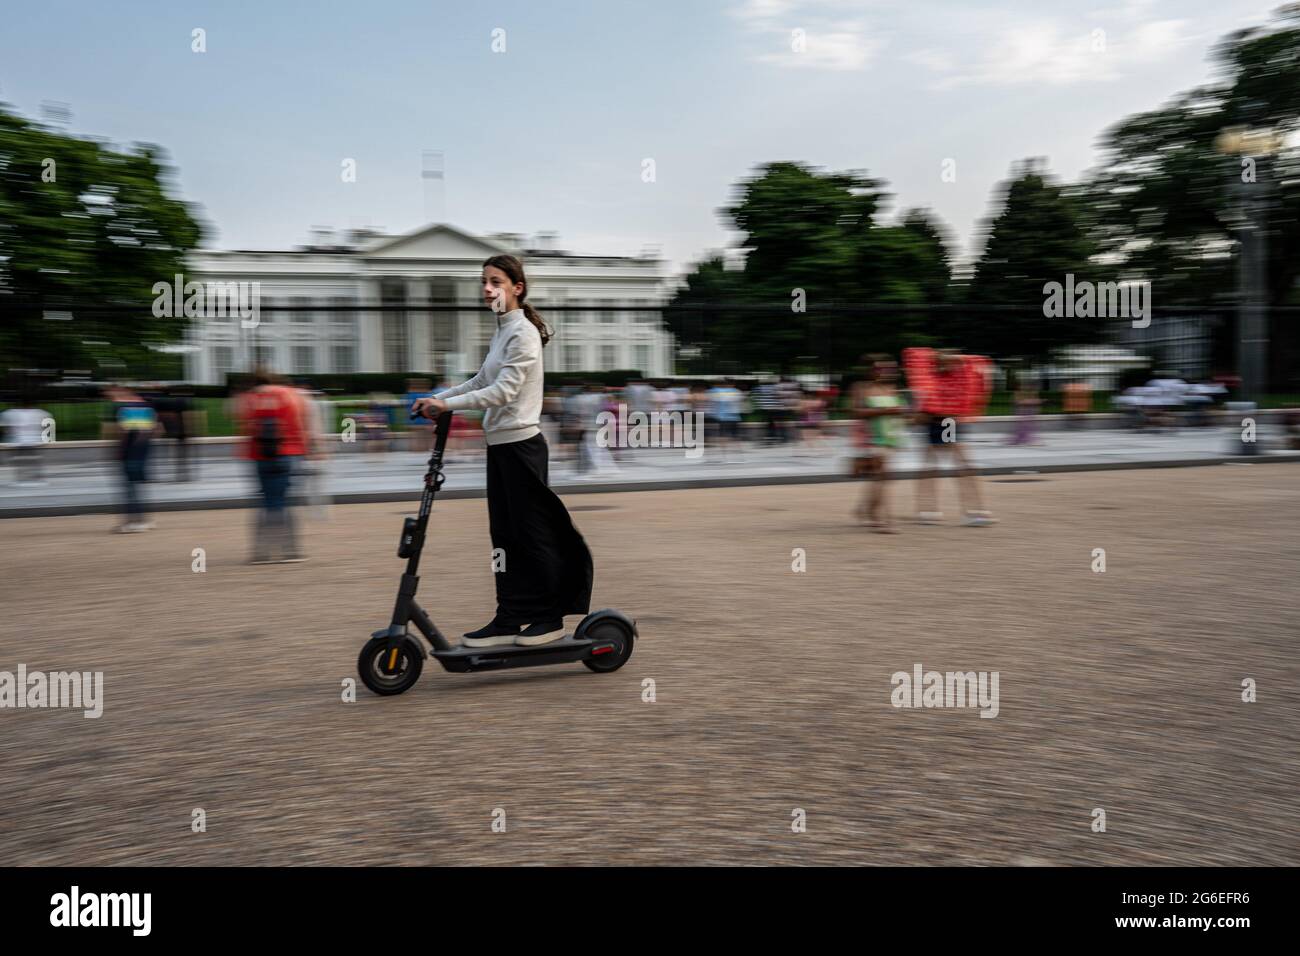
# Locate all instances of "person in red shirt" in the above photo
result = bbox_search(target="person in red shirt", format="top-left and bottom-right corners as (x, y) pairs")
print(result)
(902, 347), (996, 527)
(236, 368), (313, 562)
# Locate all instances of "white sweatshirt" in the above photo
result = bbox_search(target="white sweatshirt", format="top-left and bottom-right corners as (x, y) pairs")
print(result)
(436, 309), (544, 445)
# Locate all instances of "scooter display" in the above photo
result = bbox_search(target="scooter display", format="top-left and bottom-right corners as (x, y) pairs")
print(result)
(357, 410), (636, 696)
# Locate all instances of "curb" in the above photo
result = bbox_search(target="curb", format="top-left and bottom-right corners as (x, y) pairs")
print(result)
(3, 452), (1297, 518)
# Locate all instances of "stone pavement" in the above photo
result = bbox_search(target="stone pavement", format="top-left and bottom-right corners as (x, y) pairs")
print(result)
(1, 466), (1295, 864)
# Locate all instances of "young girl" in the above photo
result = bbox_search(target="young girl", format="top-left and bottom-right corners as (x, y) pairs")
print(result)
(412, 255), (593, 647)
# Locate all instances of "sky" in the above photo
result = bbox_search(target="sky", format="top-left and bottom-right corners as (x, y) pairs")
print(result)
(0, 0), (1282, 278)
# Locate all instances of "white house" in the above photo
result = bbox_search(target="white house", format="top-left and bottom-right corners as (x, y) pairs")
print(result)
(182, 223), (674, 384)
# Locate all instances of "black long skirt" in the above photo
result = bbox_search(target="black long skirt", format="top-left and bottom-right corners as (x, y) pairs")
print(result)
(486, 433), (593, 624)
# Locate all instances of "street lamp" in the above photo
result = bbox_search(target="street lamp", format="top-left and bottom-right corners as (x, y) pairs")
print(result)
(1215, 125), (1284, 402)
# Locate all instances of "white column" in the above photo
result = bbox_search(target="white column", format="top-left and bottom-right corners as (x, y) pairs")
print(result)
(408, 278), (433, 373)
(358, 278), (384, 372)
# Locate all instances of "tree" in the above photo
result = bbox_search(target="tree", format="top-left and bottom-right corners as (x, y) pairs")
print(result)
(662, 254), (745, 374)
(669, 162), (955, 373)
(0, 103), (204, 375)
(963, 159), (1099, 362)
(1083, 4), (1300, 385)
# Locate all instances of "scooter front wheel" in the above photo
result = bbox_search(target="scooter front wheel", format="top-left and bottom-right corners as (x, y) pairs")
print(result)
(358, 636), (424, 696)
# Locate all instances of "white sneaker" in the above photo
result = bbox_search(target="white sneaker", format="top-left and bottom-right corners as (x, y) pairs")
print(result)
(962, 511), (997, 527)
(462, 633), (517, 648)
(516, 621), (566, 646)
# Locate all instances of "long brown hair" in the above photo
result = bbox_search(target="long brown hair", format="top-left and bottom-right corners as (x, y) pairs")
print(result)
(483, 254), (551, 346)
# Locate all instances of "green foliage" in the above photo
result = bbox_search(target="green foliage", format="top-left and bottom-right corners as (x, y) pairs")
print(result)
(0, 103), (203, 373)
(962, 160), (1100, 361)
(667, 162), (952, 373)
(1083, 6), (1300, 384)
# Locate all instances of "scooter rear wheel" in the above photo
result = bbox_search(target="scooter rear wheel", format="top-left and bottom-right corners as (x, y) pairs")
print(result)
(358, 636), (424, 696)
(582, 619), (634, 673)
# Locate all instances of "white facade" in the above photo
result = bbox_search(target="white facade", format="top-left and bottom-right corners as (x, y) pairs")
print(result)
(183, 223), (674, 384)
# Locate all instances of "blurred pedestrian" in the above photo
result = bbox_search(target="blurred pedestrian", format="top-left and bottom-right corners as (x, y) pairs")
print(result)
(1283, 409), (1300, 450)
(1007, 379), (1041, 446)
(903, 347), (996, 527)
(362, 393), (391, 455)
(236, 367), (312, 563)
(851, 355), (907, 532)
(0, 397), (50, 485)
(405, 378), (436, 452)
(1061, 380), (1091, 430)
(624, 377), (653, 416)
(151, 387), (196, 481)
(298, 384), (333, 520)
(102, 385), (160, 532)
(753, 378), (782, 444)
(798, 388), (827, 452)
(708, 379), (744, 456)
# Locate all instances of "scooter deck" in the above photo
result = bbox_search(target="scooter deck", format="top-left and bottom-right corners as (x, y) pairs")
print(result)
(433, 634), (593, 672)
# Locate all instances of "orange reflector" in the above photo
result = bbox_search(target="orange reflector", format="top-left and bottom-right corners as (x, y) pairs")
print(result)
(387, 648), (399, 669)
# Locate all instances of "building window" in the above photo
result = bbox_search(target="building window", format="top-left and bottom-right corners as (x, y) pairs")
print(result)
(213, 346), (234, 382)
(545, 290), (563, 334)
(428, 280), (457, 357)
(292, 345), (315, 374)
(381, 281), (409, 373)
(634, 345), (651, 374)
(332, 344), (356, 373)
(600, 306), (616, 324)
(292, 296), (313, 324)
(564, 344), (581, 371)
(330, 296), (357, 336)
(600, 344), (617, 369)
(254, 345), (276, 370)
(383, 315), (409, 372)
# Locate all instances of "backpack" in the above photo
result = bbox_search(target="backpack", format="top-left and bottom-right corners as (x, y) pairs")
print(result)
(248, 390), (284, 459)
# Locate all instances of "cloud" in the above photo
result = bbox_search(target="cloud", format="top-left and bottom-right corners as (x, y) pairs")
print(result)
(730, 0), (800, 24)
(907, 15), (1190, 90)
(732, 1), (884, 72)
(756, 25), (884, 71)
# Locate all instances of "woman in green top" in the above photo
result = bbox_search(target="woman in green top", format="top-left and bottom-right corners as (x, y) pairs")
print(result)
(851, 355), (907, 532)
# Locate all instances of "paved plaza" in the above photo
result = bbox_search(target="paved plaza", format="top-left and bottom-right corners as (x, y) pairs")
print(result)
(1, 465), (1296, 865)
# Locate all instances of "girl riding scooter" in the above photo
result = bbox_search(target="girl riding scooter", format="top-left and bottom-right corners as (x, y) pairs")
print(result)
(412, 255), (593, 648)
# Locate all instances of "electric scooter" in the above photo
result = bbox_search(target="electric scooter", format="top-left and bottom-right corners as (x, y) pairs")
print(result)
(357, 410), (636, 696)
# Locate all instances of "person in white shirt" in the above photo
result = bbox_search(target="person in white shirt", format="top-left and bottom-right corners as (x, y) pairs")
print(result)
(412, 255), (593, 648)
(1, 402), (51, 484)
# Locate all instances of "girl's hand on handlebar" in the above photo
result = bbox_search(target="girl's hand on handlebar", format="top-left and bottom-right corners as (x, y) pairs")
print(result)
(411, 397), (448, 420)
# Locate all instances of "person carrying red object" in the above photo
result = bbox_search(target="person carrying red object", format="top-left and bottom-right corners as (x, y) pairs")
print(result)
(903, 347), (992, 420)
(901, 348), (996, 527)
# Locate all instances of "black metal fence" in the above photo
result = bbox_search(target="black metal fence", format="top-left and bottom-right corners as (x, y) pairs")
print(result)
(4, 296), (1298, 393)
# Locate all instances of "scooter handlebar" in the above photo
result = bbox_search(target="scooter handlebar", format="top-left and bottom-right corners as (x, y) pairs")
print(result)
(433, 410), (453, 456)
(409, 402), (453, 460)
